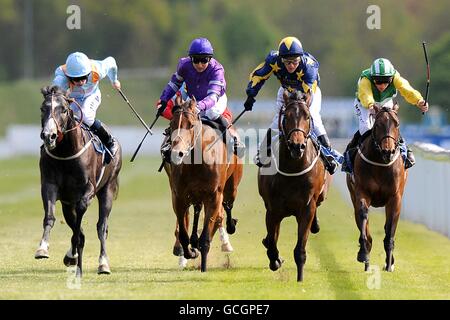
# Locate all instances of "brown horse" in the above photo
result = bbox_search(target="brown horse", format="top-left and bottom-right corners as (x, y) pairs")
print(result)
(346, 104), (407, 272)
(164, 95), (243, 271)
(36, 85), (122, 276)
(258, 90), (330, 282)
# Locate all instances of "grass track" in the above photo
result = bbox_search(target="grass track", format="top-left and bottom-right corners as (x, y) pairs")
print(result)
(0, 156), (449, 299)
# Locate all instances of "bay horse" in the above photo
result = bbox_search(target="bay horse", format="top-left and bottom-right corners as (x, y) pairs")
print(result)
(346, 104), (407, 272)
(258, 90), (330, 282)
(164, 95), (243, 272)
(35, 85), (122, 276)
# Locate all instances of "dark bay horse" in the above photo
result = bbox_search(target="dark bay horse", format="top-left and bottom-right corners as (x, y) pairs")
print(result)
(346, 104), (407, 272)
(164, 96), (243, 271)
(35, 85), (122, 276)
(258, 90), (330, 282)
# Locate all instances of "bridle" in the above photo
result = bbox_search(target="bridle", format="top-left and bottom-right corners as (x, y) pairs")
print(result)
(371, 107), (400, 154)
(279, 99), (311, 152)
(43, 92), (84, 143)
(172, 106), (202, 156)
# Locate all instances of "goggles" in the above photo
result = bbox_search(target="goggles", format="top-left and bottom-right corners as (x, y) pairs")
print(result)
(191, 56), (211, 64)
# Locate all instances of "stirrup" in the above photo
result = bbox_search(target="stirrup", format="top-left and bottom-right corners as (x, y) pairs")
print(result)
(254, 152), (270, 168)
(161, 143), (171, 163)
(233, 138), (246, 158)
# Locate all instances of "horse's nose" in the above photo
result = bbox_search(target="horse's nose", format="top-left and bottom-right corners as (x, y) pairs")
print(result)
(178, 151), (184, 158)
(50, 133), (57, 141)
(300, 143), (306, 151)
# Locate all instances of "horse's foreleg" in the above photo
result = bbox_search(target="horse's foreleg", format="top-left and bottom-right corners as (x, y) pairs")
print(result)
(263, 210), (283, 272)
(175, 202), (197, 261)
(189, 204), (201, 250)
(384, 196), (402, 272)
(35, 183), (58, 259)
(199, 194), (223, 272)
(294, 202), (316, 282)
(355, 198), (371, 271)
(223, 201), (238, 235)
(96, 185), (115, 275)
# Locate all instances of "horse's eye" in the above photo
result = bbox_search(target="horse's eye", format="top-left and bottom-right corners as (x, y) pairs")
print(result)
(62, 108), (68, 114)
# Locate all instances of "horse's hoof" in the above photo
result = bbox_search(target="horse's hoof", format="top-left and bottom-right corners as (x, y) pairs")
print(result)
(173, 245), (184, 257)
(186, 248), (199, 259)
(227, 218), (238, 234)
(178, 256), (188, 269)
(226, 224), (236, 235)
(269, 258), (284, 271)
(35, 249), (49, 259)
(357, 250), (369, 263)
(63, 255), (78, 267)
(221, 242), (234, 253)
(383, 264), (395, 272)
(98, 264), (111, 275)
(310, 222), (320, 234)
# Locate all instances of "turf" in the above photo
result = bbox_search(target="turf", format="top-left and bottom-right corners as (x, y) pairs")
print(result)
(0, 156), (449, 299)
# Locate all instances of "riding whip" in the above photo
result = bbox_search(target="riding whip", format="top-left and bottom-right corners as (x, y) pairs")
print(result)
(422, 41), (430, 115)
(130, 114), (161, 162)
(206, 109), (247, 152)
(117, 88), (153, 135)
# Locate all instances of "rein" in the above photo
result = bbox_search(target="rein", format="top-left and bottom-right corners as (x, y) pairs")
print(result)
(359, 108), (401, 167)
(43, 93), (92, 161)
(273, 98), (320, 176)
(172, 107), (202, 156)
(278, 100), (312, 150)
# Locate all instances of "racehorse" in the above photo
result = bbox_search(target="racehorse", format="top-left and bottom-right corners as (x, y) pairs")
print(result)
(35, 85), (122, 276)
(346, 104), (407, 272)
(258, 90), (330, 282)
(164, 95), (243, 272)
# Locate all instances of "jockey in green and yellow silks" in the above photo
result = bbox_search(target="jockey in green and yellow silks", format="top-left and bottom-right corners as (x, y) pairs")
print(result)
(341, 58), (429, 173)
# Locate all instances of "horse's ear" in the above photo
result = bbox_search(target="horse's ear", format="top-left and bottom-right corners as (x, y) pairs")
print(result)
(393, 102), (400, 112)
(283, 89), (290, 104)
(41, 86), (50, 97)
(189, 97), (197, 110)
(175, 94), (182, 107)
(372, 105), (380, 114)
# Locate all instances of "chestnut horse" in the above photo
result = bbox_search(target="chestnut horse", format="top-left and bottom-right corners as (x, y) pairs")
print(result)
(164, 96), (243, 271)
(258, 90), (330, 282)
(346, 104), (407, 272)
(36, 85), (122, 276)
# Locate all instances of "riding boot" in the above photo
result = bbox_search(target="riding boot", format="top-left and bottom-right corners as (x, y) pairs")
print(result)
(254, 128), (272, 167)
(399, 136), (415, 169)
(90, 120), (119, 157)
(342, 130), (361, 173)
(317, 134), (338, 174)
(161, 127), (172, 163)
(215, 115), (246, 158)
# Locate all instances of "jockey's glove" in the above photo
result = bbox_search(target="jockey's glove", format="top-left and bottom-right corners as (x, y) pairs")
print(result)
(157, 100), (167, 116)
(244, 96), (256, 111)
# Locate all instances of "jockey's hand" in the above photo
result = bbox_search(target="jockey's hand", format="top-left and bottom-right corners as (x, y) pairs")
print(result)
(244, 96), (256, 111)
(157, 100), (167, 116)
(112, 80), (121, 90)
(417, 99), (429, 113)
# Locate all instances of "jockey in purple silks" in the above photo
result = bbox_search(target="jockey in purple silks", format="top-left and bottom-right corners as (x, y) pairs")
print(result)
(157, 37), (245, 161)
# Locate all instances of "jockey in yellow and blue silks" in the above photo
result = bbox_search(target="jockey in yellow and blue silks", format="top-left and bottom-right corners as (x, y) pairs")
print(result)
(244, 36), (342, 174)
(52, 52), (121, 157)
(341, 58), (429, 173)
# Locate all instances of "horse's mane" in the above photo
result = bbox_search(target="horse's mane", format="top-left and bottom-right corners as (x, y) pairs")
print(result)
(41, 85), (67, 97)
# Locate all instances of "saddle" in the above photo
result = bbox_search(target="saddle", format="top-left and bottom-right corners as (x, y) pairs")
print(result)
(81, 124), (109, 164)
